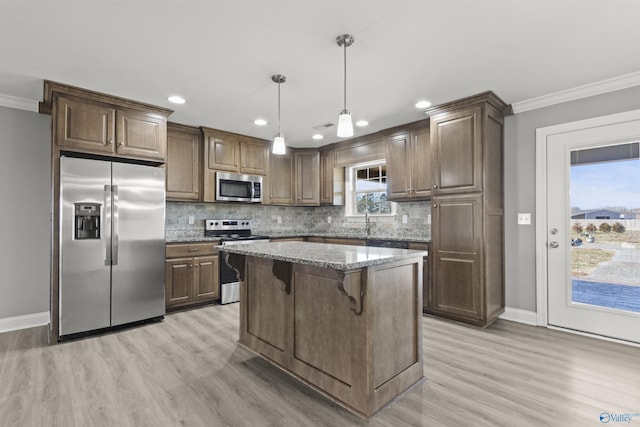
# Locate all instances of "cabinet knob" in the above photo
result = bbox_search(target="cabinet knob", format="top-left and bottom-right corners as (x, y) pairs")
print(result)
(189, 264), (193, 268)
(118, 142), (124, 147)
(108, 140), (113, 145)
(433, 203), (438, 208)
(405, 189), (410, 193)
(235, 163), (238, 167)
(242, 164), (245, 167)
(195, 264), (199, 268)
(433, 184), (438, 188)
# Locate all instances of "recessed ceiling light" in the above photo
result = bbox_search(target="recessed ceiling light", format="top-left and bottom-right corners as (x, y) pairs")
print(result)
(168, 95), (186, 104)
(415, 100), (431, 109)
(355, 120), (368, 127)
(254, 118), (267, 126)
(312, 134), (324, 140)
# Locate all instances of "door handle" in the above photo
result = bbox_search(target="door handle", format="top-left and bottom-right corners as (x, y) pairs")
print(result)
(549, 241), (559, 248)
(112, 185), (119, 265)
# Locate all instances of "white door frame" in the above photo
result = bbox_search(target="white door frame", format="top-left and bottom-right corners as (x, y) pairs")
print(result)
(535, 109), (640, 327)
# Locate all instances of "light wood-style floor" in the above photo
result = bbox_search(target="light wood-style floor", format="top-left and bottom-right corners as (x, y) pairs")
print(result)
(1, 304), (638, 426)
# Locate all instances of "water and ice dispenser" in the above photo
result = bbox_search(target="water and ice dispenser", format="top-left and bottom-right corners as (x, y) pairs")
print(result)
(74, 203), (101, 240)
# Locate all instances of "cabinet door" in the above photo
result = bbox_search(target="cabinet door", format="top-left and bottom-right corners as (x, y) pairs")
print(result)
(267, 151), (295, 205)
(56, 95), (115, 154)
(116, 109), (167, 161)
(165, 258), (194, 307)
(320, 148), (334, 205)
(295, 151), (320, 205)
(386, 132), (411, 200)
(206, 133), (240, 172)
(431, 106), (482, 194)
(411, 128), (431, 199)
(194, 255), (219, 301)
(431, 194), (483, 321)
(240, 139), (268, 175)
(166, 126), (201, 201)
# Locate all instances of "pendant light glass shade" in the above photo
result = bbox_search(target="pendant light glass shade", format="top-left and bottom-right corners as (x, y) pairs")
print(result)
(271, 74), (286, 155)
(336, 34), (354, 138)
(272, 134), (286, 155)
(337, 109), (354, 137)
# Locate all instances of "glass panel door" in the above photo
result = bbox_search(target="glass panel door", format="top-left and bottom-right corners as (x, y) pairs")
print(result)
(570, 144), (640, 314)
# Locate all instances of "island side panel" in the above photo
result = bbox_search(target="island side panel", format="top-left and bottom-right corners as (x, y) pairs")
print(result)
(288, 265), (368, 410)
(367, 256), (424, 414)
(240, 256), (290, 366)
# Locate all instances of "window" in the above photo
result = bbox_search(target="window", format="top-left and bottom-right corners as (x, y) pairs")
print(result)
(346, 161), (396, 216)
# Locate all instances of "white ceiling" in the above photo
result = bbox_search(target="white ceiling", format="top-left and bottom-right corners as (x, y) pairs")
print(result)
(1, 0), (639, 148)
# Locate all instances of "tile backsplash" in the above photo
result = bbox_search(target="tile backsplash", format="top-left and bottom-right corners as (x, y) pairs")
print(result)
(166, 201), (431, 241)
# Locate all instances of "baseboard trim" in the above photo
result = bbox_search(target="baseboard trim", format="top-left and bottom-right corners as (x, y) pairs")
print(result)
(499, 307), (538, 326)
(0, 312), (50, 333)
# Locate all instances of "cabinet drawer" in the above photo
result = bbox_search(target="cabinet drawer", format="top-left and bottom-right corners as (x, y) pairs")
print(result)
(166, 242), (219, 258)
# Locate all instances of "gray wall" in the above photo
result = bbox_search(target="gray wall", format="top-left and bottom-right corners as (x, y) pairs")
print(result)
(503, 86), (640, 312)
(0, 106), (51, 319)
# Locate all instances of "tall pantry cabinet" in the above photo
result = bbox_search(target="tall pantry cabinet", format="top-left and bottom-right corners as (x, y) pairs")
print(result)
(426, 92), (507, 327)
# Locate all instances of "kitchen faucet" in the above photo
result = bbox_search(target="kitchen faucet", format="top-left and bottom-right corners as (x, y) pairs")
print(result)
(364, 211), (371, 235)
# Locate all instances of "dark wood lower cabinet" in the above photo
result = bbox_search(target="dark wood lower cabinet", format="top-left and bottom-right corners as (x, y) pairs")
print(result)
(430, 194), (503, 326)
(165, 242), (220, 310)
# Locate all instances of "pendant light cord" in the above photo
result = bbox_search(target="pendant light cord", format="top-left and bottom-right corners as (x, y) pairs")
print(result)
(343, 42), (347, 110)
(277, 80), (281, 135)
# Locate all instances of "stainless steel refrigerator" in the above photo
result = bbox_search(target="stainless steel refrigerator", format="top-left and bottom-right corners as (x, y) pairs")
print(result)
(59, 156), (166, 337)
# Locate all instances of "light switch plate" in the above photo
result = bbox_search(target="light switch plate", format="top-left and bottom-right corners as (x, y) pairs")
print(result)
(277, 216), (282, 224)
(327, 216), (332, 224)
(188, 215), (195, 225)
(517, 213), (531, 225)
(402, 214), (408, 224)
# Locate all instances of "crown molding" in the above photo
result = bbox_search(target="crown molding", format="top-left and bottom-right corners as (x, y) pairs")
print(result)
(0, 93), (39, 112)
(511, 71), (640, 114)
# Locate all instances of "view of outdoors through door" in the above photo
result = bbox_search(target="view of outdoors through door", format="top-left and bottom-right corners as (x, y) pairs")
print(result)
(570, 142), (640, 313)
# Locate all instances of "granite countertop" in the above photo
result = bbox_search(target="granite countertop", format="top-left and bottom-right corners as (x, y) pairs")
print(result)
(217, 241), (428, 270)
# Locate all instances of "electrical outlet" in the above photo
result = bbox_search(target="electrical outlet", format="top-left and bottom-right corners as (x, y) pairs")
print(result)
(427, 214), (431, 224)
(327, 216), (332, 224)
(517, 213), (531, 225)
(277, 216), (282, 224)
(402, 214), (408, 224)
(188, 215), (195, 225)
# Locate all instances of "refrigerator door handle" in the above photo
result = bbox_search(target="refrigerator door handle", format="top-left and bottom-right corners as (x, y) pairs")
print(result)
(104, 184), (112, 265)
(112, 185), (119, 265)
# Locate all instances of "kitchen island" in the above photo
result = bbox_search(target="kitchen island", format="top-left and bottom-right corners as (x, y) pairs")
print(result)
(221, 241), (427, 419)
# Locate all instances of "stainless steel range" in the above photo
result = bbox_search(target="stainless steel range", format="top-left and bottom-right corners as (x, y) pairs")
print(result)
(205, 219), (270, 304)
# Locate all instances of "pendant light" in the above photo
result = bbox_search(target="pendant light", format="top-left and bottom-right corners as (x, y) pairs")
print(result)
(336, 34), (354, 138)
(271, 74), (286, 155)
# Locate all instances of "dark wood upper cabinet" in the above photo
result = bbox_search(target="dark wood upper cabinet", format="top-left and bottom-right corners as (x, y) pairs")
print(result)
(47, 81), (171, 162)
(320, 146), (335, 205)
(295, 150), (320, 206)
(240, 139), (269, 175)
(386, 121), (430, 201)
(266, 150), (295, 205)
(166, 123), (201, 201)
(430, 106), (482, 195)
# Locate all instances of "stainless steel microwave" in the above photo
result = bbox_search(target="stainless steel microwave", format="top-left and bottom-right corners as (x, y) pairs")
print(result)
(216, 172), (263, 203)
